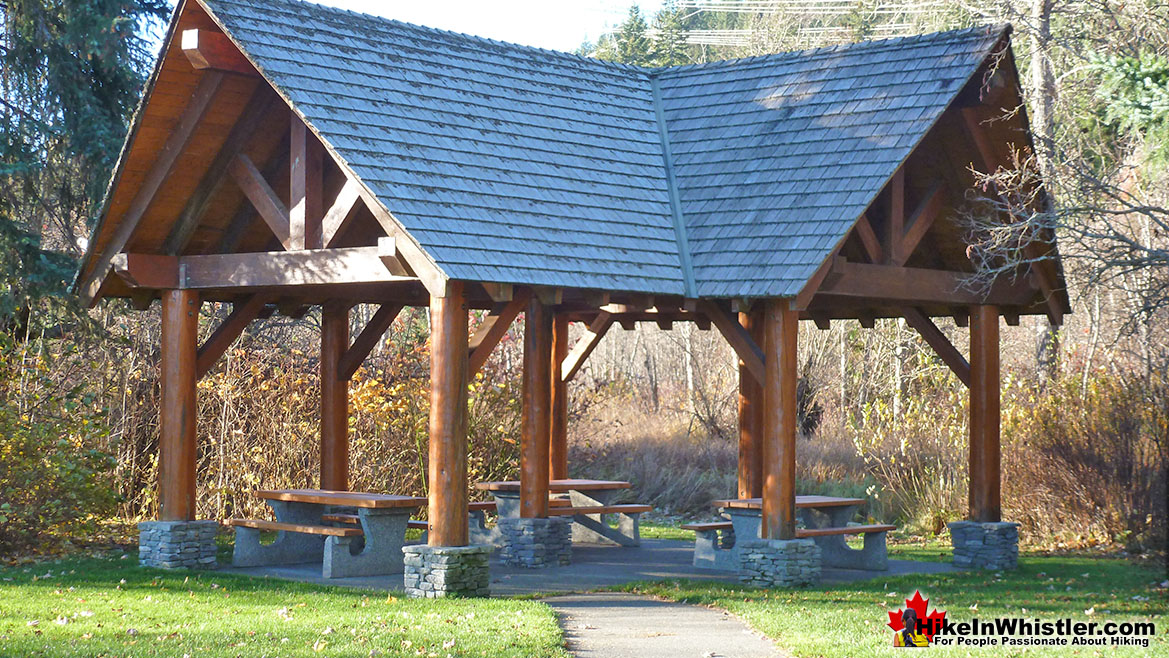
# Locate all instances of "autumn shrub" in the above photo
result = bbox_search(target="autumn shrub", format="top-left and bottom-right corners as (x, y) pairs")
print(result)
(0, 337), (118, 554)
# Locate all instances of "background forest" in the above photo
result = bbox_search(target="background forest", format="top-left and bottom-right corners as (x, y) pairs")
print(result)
(0, 0), (1165, 559)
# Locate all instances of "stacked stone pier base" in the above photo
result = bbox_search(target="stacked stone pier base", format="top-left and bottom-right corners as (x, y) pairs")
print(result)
(497, 517), (571, 568)
(948, 521), (1019, 570)
(739, 538), (821, 587)
(402, 545), (491, 598)
(138, 520), (218, 569)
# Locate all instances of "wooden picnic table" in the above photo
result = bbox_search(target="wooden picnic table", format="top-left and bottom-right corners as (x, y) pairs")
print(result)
(711, 495), (866, 510)
(229, 489), (425, 578)
(476, 479), (645, 546)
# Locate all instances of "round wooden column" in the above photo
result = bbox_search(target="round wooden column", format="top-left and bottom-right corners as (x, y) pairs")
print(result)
(159, 289), (200, 521)
(761, 299), (798, 540)
(320, 303), (349, 491)
(969, 305), (1001, 522)
(549, 313), (569, 480)
(429, 282), (470, 546)
(737, 308), (764, 498)
(521, 297), (552, 518)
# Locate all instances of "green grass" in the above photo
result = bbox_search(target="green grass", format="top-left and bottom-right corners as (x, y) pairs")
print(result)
(638, 520), (695, 541)
(0, 551), (568, 658)
(614, 551), (1168, 657)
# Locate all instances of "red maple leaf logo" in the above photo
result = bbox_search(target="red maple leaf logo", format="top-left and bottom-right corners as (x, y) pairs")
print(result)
(887, 590), (947, 641)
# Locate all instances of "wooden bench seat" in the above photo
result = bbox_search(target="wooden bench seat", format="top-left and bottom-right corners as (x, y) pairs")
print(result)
(681, 521), (733, 532)
(547, 504), (651, 516)
(796, 523), (896, 538)
(225, 518), (362, 537)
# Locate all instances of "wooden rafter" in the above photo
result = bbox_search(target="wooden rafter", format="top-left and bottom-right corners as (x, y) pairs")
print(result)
(112, 246), (417, 291)
(229, 153), (291, 249)
(338, 303), (402, 380)
(355, 173), (450, 298)
(854, 212), (884, 263)
(700, 300), (764, 384)
(181, 29), (256, 76)
(902, 307), (971, 387)
(896, 179), (946, 266)
(163, 88), (279, 254)
(322, 178), (363, 248)
(196, 295), (273, 378)
(561, 311), (614, 382)
(215, 137), (290, 253)
(817, 257), (1036, 307)
(79, 72), (225, 304)
(468, 288), (532, 376)
(289, 118), (324, 250)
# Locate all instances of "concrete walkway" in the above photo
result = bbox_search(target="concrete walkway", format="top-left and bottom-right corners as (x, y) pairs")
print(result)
(547, 592), (784, 658)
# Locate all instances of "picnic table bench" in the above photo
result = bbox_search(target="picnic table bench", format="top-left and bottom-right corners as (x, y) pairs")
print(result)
(684, 496), (894, 571)
(225, 489), (425, 578)
(477, 479), (650, 546)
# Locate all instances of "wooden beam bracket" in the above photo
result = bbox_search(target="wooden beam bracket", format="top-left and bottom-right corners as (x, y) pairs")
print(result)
(338, 303), (402, 380)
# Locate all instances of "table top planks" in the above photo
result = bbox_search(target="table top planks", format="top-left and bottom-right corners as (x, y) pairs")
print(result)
(711, 495), (866, 509)
(476, 479), (632, 493)
(255, 489), (427, 509)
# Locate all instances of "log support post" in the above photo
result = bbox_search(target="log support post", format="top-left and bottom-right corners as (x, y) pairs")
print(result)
(428, 282), (470, 547)
(761, 300), (798, 541)
(738, 309), (764, 498)
(968, 305), (1001, 522)
(521, 297), (552, 519)
(320, 303), (350, 491)
(549, 314), (569, 480)
(159, 289), (200, 521)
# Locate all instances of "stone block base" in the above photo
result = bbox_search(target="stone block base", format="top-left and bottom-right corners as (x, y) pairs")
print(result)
(497, 517), (571, 568)
(739, 538), (821, 587)
(138, 520), (218, 570)
(948, 521), (1019, 570)
(402, 545), (490, 598)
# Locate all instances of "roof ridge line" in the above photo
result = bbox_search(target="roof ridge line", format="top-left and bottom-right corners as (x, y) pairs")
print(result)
(650, 73), (696, 299)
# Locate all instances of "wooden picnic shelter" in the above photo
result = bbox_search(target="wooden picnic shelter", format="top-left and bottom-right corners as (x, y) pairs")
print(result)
(75, 0), (1068, 582)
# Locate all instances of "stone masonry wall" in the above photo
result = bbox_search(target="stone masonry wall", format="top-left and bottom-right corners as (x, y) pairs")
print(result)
(138, 521), (217, 569)
(738, 538), (821, 587)
(497, 517), (571, 568)
(949, 521), (1019, 570)
(402, 545), (491, 598)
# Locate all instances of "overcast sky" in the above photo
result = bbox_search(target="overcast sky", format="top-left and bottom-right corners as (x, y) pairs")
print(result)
(312, 0), (665, 52)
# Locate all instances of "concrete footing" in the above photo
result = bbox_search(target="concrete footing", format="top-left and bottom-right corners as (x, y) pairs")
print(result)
(402, 544), (491, 598)
(948, 521), (1019, 570)
(497, 517), (571, 568)
(138, 520), (217, 569)
(738, 538), (821, 587)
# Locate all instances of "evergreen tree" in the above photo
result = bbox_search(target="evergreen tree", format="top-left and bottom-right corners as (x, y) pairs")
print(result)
(651, 0), (689, 67)
(614, 6), (651, 66)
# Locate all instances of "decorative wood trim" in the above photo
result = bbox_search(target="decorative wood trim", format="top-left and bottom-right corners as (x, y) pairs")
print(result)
(700, 300), (764, 385)
(181, 29), (256, 76)
(468, 288), (532, 376)
(78, 73), (225, 305)
(196, 295), (272, 378)
(338, 303), (402, 381)
(561, 311), (614, 382)
(902, 307), (971, 387)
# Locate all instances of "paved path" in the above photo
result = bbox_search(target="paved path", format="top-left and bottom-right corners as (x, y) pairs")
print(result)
(546, 593), (785, 658)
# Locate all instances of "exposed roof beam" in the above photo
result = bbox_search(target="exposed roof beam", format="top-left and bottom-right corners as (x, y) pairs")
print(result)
(818, 257), (1037, 307)
(887, 167), (905, 264)
(700, 300), (764, 384)
(196, 295), (273, 378)
(229, 153), (291, 249)
(289, 117), (324, 250)
(854, 212), (884, 263)
(181, 29), (256, 76)
(163, 88), (279, 255)
(896, 179), (946, 266)
(902, 307), (971, 387)
(561, 311), (614, 382)
(338, 303), (403, 380)
(468, 288), (532, 376)
(321, 178), (363, 248)
(78, 72), (225, 305)
(111, 245), (417, 291)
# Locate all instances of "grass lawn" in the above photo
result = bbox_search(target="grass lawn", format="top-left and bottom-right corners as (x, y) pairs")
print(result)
(616, 550), (1168, 657)
(0, 551), (568, 658)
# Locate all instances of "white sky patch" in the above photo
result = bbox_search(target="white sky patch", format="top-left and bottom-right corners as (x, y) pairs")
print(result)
(312, 0), (665, 52)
